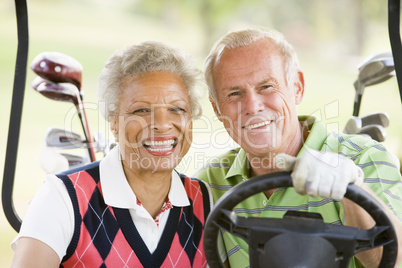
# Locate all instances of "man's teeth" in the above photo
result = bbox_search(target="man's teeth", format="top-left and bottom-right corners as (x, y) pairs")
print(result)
(244, 120), (272, 130)
(143, 139), (175, 146)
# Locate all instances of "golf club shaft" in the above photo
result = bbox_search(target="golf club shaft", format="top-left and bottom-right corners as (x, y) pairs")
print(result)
(76, 101), (96, 162)
(353, 94), (362, 117)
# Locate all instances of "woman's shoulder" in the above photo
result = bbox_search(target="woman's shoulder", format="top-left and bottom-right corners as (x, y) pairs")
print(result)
(56, 160), (101, 177)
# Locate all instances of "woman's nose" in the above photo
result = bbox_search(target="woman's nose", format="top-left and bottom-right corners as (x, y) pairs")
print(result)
(151, 107), (173, 132)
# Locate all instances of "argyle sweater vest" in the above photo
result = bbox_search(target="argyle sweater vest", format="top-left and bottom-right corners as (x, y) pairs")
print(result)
(56, 161), (210, 268)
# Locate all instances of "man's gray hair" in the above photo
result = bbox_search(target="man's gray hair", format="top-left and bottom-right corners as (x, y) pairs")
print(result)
(98, 41), (204, 121)
(204, 27), (300, 103)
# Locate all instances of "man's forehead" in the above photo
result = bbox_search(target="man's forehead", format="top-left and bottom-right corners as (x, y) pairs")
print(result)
(214, 38), (279, 68)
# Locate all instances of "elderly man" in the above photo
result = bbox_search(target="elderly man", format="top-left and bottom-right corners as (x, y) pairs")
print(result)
(196, 27), (402, 267)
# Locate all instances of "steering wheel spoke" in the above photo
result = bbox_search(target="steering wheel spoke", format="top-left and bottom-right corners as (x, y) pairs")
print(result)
(216, 209), (250, 241)
(354, 226), (393, 253)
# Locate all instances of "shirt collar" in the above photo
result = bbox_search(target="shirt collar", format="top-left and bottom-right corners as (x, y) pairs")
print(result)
(224, 148), (250, 181)
(297, 115), (329, 156)
(100, 145), (190, 209)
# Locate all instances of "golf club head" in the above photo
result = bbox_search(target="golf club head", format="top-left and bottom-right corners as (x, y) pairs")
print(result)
(32, 76), (80, 105)
(357, 52), (395, 89)
(343, 112), (390, 135)
(343, 116), (362, 134)
(352, 52), (395, 117)
(31, 51), (82, 90)
(353, 72), (395, 90)
(360, 112), (390, 128)
(45, 127), (85, 149)
(60, 153), (89, 169)
(32, 75), (96, 162)
(358, 124), (386, 142)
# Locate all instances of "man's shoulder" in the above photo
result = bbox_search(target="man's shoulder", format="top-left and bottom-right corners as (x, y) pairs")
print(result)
(322, 131), (400, 174)
(324, 131), (386, 155)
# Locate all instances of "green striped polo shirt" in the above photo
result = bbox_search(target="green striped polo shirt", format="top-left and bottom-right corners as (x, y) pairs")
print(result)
(196, 116), (402, 268)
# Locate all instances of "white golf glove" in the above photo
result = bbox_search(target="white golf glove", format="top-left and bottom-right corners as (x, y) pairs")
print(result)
(274, 148), (364, 200)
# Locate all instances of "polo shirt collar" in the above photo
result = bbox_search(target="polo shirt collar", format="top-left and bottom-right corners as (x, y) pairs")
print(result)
(99, 145), (190, 209)
(297, 115), (329, 156)
(225, 148), (250, 181)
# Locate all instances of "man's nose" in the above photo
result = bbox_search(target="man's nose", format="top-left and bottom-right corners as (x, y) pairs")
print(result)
(243, 91), (264, 115)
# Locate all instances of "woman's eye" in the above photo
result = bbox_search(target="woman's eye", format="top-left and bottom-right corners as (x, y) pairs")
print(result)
(170, 107), (186, 113)
(132, 108), (150, 114)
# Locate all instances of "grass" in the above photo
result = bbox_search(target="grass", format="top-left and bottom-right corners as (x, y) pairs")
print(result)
(1, 1), (401, 266)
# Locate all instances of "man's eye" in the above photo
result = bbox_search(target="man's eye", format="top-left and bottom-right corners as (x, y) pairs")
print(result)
(261, 85), (273, 90)
(228, 91), (240, 97)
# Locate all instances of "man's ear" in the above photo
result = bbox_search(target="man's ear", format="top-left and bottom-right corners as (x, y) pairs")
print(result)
(209, 96), (222, 122)
(294, 70), (305, 105)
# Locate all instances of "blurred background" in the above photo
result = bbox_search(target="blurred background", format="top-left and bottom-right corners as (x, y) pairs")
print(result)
(1, 0), (401, 265)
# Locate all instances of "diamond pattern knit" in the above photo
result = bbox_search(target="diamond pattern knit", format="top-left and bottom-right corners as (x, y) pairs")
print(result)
(57, 162), (210, 267)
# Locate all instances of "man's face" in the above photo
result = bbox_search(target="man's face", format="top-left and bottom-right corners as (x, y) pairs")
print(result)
(211, 38), (304, 158)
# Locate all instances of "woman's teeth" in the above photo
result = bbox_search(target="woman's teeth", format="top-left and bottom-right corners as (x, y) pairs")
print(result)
(143, 139), (175, 146)
(147, 147), (173, 152)
(143, 139), (177, 152)
(244, 120), (272, 130)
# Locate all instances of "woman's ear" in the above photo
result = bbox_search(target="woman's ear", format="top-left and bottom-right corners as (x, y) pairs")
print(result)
(294, 70), (305, 105)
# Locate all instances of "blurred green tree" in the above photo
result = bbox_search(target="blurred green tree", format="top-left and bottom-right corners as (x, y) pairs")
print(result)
(128, 0), (388, 57)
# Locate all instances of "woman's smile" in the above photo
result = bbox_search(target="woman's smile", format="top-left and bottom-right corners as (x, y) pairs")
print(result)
(143, 136), (178, 156)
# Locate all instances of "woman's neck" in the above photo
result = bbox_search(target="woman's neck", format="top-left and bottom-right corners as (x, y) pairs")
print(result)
(122, 161), (172, 218)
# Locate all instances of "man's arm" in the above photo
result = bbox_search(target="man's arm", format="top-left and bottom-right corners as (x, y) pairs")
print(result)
(276, 148), (402, 267)
(342, 183), (402, 268)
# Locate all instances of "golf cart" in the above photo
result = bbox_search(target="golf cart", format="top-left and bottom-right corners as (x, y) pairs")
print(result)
(2, 0), (402, 267)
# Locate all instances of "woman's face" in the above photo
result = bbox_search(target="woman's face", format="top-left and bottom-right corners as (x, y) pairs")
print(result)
(112, 72), (193, 173)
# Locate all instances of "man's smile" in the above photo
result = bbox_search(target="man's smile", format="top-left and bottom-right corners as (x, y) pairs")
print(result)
(243, 120), (273, 130)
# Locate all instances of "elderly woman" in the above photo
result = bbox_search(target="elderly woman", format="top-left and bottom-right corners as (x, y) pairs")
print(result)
(11, 41), (211, 267)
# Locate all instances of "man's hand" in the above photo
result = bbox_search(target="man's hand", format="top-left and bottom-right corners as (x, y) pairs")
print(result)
(274, 148), (364, 200)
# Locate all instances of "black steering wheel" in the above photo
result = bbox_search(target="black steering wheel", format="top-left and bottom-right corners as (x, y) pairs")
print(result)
(204, 172), (398, 268)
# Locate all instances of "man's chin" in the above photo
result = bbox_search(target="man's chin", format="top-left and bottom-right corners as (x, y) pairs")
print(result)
(242, 144), (278, 155)
(242, 139), (280, 151)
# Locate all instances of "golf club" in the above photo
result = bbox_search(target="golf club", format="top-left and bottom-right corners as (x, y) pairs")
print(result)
(60, 153), (88, 169)
(353, 52), (395, 116)
(31, 51), (82, 90)
(358, 124), (387, 142)
(45, 127), (86, 149)
(31, 52), (96, 162)
(343, 112), (390, 134)
(32, 77), (96, 162)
